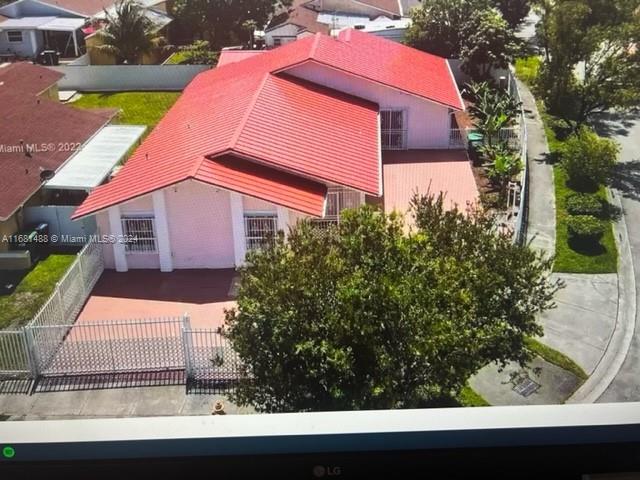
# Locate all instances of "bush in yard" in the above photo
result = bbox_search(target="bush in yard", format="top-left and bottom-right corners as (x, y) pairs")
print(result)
(224, 197), (559, 413)
(567, 215), (606, 242)
(561, 127), (619, 190)
(566, 193), (603, 217)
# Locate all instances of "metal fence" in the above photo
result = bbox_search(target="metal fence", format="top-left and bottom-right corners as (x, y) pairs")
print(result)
(0, 240), (104, 378)
(183, 328), (242, 383)
(0, 331), (32, 377)
(30, 317), (187, 377)
(509, 71), (529, 245)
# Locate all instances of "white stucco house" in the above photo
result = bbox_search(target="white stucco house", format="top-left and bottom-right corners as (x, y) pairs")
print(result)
(0, 0), (171, 59)
(265, 0), (420, 47)
(72, 29), (478, 273)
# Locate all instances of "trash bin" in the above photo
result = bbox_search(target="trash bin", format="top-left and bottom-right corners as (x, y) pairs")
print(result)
(467, 132), (485, 166)
(39, 50), (59, 66)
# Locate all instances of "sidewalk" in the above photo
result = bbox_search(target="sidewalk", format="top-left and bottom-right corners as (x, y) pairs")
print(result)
(519, 79), (555, 255)
(518, 79), (636, 404)
(0, 385), (254, 420)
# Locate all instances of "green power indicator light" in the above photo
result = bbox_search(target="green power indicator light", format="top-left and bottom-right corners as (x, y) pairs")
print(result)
(2, 446), (15, 459)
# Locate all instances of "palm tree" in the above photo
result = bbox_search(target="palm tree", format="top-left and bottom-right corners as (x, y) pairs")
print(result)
(96, 0), (165, 64)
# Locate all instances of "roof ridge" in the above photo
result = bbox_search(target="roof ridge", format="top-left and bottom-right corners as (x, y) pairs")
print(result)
(228, 72), (272, 150)
(309, 32), (322, 58)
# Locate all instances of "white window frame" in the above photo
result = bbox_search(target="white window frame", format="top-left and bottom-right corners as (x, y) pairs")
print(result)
(7, 31), (23, 43)
(121, 214), (157, 253)
(244, 212), (278, 251)
(380, 109), (407, 150)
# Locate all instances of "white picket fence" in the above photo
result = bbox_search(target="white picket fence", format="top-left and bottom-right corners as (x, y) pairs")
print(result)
(0, 240), (104, 378)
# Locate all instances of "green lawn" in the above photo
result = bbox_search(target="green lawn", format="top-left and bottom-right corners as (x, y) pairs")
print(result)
(0, 254), (76, 330)
(515, 56), (541, 87)
(526, 337), (588, 381)
(72, 91), (180, 130)
(540, 109), (618, 273)
(458, 385), (491, 407)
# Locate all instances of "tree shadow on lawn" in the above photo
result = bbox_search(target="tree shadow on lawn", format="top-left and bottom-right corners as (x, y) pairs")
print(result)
(611, 160), (640, 202)
(567, 238), (607, 257)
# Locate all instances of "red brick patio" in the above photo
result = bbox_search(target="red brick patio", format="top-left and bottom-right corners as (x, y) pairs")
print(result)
(77, 269), (238, 329)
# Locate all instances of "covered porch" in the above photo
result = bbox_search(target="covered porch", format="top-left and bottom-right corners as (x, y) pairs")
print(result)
(77, 269), (239, 330)
(382, 149), (479, 225)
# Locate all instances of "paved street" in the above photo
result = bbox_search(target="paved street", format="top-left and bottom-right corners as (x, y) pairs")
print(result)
(595, 112), (640, 402)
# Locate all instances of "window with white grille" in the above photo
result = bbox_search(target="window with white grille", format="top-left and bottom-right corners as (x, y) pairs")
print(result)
(325, 187), (363, 220)
(381, 110), (407, 150)
(244, 214), (278, 251)
(121, 216), (157, 253)
(7, 31), (23, 43)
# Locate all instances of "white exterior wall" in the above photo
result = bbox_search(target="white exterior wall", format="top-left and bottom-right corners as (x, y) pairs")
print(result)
(265, 23), (301, 48)
(286, 62), (452, 149)
(0, 28), (43, 57)
(164, 180), (236, 269)
(309, 0), (385, 17)
(95, 182), (305, 270)
(96, 211), (115, 269)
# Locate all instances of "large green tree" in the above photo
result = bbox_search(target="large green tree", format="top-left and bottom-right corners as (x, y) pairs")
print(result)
(405, 0), (491, 58)
(96, 0), (165, 64)
(406, 0), (518, 80)
(460, 8), (520, 79)
(171, 0), (291, 49)
(535, 0), (640, 128)
(494, 0), (531, 28)
(225, 199), (558, 413)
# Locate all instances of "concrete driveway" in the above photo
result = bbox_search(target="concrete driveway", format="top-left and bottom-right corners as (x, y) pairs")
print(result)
(77, 269), (239, 329)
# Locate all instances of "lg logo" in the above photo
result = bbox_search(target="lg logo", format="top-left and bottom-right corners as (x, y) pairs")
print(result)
(312, 465), (342, 477)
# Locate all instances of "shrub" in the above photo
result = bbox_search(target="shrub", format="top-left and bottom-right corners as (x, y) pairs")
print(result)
(567, 215), (606, 242)
(561, 127), (619, 190)
(566, 193), (603, 216)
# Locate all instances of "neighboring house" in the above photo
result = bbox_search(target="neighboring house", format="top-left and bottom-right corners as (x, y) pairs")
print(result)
(265, 0), (418, 47)
(0, 0), (172, 62)
(72, 30), (478, 273)
(0, 63), (112, 253)
(0, 62), (145, 261)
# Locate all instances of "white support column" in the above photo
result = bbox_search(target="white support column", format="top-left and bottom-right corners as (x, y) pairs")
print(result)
(29, 30), (38, 55)
(108, 205), (128, 272)
(72, 29), (79, 57)
(230, 192), (246, 267)
(276, 206), (288, 233)
(152, 190), (173, 272)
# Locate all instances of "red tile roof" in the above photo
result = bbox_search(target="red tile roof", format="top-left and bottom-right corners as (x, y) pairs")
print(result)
(382, 150), (479, 225)
(217, 50), (265, 67)
(0, 63), (64, 96)
(75, 30), (463, 219)
(0, 88), (115, 220)
(197, 155), (328, 216)
(290, 29), (464, 110)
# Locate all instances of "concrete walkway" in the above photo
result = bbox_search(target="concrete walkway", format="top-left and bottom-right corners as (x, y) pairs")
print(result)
(519, 78), (556, 255)
(0, 385), (254, 420)
(540, 274), (617, 376)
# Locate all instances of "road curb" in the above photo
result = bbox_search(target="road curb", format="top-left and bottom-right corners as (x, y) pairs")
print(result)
(566, 189), (637, 403)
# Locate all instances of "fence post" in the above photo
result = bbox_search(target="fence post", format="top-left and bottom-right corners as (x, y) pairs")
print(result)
(55, 284), (65, 324)
(77, 252), (87, 298)
(182, 313), (193, 380)
(23, 326), (39, 378)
